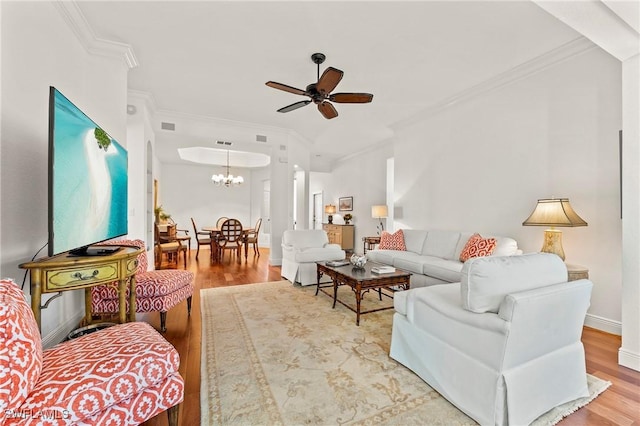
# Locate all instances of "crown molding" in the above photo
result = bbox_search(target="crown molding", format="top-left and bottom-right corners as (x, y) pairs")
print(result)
(391, 36), (596, 131)
(53, 0), (138, 69)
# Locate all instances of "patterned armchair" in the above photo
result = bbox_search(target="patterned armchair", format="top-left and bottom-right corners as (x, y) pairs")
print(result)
(91, 239), (194, 332)
(0, 279), (184, 425)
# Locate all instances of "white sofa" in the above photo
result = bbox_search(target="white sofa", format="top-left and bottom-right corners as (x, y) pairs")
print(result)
(390, 253), (592, 425)
(366, 229), (521, 288)
(281, 230), (346, 286)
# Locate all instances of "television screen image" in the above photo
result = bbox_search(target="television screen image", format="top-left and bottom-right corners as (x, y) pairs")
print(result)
(49, 87), (128, 256)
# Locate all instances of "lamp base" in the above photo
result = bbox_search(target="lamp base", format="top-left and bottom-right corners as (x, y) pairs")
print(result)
(328, 215), (333, 224)
(541, 229), (565, 261)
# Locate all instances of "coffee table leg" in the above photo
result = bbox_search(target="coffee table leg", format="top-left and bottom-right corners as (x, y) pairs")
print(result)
(333, 278), (338, 309)
(316, 270), (322, 296)
(355, 289), (362, 326)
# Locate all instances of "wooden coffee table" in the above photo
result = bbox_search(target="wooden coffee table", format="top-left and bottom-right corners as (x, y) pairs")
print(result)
(316, 261), (411, 325)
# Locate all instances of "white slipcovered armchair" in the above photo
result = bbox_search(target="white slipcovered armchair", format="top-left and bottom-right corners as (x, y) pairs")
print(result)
(390, 253), (592, 425)
(281, 229), (346, 286)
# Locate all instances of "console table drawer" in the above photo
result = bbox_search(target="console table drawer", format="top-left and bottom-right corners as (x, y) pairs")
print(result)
(46, 264), (119, 291)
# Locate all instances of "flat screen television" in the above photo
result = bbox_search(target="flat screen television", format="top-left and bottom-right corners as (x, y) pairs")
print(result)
(48, 87), (128, 256)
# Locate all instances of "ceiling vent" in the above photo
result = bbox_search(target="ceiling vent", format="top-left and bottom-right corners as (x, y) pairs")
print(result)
(216, 140), (232, 146)
(161, 122), (175, 131)
(256, 134), (267, 142)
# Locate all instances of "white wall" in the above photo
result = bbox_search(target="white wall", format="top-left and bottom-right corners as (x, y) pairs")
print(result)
(0, 2), (130, 343)
(160, 161), (252, 229)
(392, 46), (622, 327)
(310, 144), (394, 254)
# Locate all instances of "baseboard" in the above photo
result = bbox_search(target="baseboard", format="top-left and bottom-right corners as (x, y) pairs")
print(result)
(619, 348), (640, 372)
(41, 310), (84, 349)
(584, 313), (622, 336)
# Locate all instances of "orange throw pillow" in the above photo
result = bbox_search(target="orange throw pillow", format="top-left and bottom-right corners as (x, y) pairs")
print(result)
(378, 230), (406, 251)
(459, 233), (497, 262)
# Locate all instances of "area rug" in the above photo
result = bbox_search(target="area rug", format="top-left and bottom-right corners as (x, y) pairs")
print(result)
(200, 281), (610, 425)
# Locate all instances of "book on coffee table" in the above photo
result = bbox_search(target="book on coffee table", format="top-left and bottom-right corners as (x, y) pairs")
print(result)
(371, 265), (396, 274)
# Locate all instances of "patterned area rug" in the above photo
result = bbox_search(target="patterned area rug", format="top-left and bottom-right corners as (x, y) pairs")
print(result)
(200, 281), (610, 425)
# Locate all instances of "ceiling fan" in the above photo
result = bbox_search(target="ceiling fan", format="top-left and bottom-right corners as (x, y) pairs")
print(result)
(266, 53), (373, 119)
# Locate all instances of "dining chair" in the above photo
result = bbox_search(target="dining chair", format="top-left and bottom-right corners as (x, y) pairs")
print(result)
(191, 217), (212, 260)
(154, 223), (188, 269)
(216, 216), (229, 229)
(245, 217), (262, 257)
(218, 218), (243, 264)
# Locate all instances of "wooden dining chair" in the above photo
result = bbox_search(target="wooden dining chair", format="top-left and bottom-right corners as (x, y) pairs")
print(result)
(216, 216), (228, 229)
(245, 217), (262, 257)
(218, 218), (243, 264)
(190, 217), (212, 260)
(154, 223), (188, 269)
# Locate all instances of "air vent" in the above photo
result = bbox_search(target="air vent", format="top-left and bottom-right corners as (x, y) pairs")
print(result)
(161, 122), (175, 131)
(216, 140), (232, 146)
(256, 134), (267, 142)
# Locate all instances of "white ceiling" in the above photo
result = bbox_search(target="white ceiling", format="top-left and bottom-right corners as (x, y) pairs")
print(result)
(76, 1), (583, 168)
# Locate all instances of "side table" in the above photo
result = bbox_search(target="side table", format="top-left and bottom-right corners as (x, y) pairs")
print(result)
(566, 264), (589, 281)
(363, 236), (381, 254)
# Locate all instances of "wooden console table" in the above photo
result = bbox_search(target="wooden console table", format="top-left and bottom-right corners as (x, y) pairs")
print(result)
(19, 245), (143, 332)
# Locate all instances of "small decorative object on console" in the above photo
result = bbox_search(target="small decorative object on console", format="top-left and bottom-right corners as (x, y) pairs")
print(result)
(350, 253), (367, 269)
(343, 213), (353, 224)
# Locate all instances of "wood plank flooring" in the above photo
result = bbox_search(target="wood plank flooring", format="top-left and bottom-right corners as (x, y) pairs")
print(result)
(142, 248), (640, 426)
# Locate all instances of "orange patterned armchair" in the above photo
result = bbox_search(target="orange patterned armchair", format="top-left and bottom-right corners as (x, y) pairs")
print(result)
(0, 279), (184, 425)
(91, 239), (194, 332)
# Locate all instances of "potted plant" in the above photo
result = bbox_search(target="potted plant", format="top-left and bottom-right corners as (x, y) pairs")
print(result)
(343, 213), (353, 224)
(154, 205), (172, 224)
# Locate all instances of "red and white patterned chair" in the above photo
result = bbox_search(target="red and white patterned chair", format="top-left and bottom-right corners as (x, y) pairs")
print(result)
(0, 278), (184, 425)
(91, 239), (194, 332)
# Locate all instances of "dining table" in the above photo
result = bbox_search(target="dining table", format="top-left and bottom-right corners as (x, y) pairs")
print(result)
(202, 226), (255, 262)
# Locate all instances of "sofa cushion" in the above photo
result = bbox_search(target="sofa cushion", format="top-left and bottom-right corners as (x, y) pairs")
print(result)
(379, 230), (406, 251)
(421, 256), (465, 282)
(391, 252), (432, 275)
(461, 253), (567, 313)
(401, 229), (429, 254)
(421, 230), (461, 260)
(366, 249), (400, 265)
(0, 280), (43, 412)
(459, 233), (497, 262)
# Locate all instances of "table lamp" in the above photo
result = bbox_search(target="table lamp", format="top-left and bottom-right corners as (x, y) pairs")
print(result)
(371, 205), (388, 235)
(522, 198), (587, 260)
(325, 204), (336, 224)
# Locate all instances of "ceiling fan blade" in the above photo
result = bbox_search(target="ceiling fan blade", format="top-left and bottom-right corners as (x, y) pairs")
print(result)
(318, 101), (338, 119)
(266, 81), (307, 96)
(277, 100), (311, 113)
(329, 93), (374, 103)
(316, 67), (344, 95)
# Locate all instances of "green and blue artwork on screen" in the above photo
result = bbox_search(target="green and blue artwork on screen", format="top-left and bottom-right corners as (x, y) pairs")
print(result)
(49, 87), (128, 256)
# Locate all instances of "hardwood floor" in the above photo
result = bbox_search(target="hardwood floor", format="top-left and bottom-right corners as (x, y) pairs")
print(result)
(142, 248), (640, 426)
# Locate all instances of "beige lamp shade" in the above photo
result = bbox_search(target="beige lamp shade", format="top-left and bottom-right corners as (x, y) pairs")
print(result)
(522, 198), (587, 261)
(325, 204), (336, 224)
(371, 205), (388, 219)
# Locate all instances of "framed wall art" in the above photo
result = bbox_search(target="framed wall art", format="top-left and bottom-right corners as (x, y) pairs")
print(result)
(339, 196), (353, 211)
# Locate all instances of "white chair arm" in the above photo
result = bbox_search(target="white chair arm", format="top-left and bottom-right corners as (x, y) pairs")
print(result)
(324, 243), (342, 250)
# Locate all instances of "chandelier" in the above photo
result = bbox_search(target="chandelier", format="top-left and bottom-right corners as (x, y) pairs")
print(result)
(211, 150), (244, 187)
